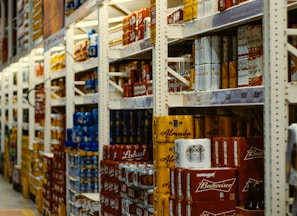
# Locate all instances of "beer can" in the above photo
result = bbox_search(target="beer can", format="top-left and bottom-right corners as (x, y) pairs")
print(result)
(153, 115), (194, 143)
(114, 111), (123, 144)
(219, 115), (233, 137)
(204, 115), (219, 138)
(154, 143), (175, 168)
(169, 196), (176, 216)
(123, 83), (133, 97)
(134, 163), (146, 187)
(154, 167), (170, 194)
(136, 202), (145, 216)
(126, 163), (137, 187)
(127, 186), (138, 200)
(194, 115), (205, 138)
(144, 188), (154, 207)
(138, 164), (154, 189)
(128, 110), (136, 144)
(136, 110), (145, 144)
(153, 192), (170, 216)
(138, 189), (145, 203)
(122, 111), (129, 144)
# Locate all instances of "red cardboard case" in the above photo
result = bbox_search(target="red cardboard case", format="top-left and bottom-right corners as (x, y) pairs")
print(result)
(184, 167), (237, 202)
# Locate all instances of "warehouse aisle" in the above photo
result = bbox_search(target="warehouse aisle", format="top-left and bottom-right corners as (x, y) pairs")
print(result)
(0, 175), (40, 215)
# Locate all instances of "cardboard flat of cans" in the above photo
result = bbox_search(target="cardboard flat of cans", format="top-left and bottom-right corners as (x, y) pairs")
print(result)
(154, 143), (175, 168)
(172, 167), (237, 202)
(212, 137), (264, 169)
(153, 115), (194, 143)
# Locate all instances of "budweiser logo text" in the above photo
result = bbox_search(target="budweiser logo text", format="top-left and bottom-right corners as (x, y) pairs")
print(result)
(244, 147), (264, 160)
(200, 210), (236, 216)
(195, 178), (236, 193)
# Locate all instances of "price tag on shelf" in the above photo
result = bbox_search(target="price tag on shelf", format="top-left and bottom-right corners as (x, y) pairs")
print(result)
(248, 87), (264, 103)
(193, 93), (202, 106)
(215, 90), (231, 105)
(231, 88), (248, 104)
(139, 38), (152, 50)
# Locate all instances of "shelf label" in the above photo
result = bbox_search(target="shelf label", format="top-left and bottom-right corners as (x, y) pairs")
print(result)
(248, 87), (263, 103)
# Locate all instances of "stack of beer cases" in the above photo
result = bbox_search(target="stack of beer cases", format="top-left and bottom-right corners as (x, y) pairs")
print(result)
(52, 144), (66, 215)
(17, 0), (29, 48)
(100, 144), (153, 215)
(42, 154), (54, 215)
(212, 136), (264, 207)
(32, 0), (43, 42)
(171, 113), (263, 214)
(122, 8), (151, 46)
(29, 141), (44, 210)
(153, 115), (195, 216)
(168, 114), (241, 216)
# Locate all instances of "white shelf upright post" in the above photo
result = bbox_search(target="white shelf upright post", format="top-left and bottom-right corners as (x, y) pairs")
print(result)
(17, 59), (24, 165)
(8, 0), (13, 59)
(98, 0), (109, 162)
(28, 50), (35, 150)
(153, 0), (169, 116)
(43, 50), (51, 153)
(65, 23), (75, 216)
(0, 71), (5, 152)
(263, 0), (289, 215)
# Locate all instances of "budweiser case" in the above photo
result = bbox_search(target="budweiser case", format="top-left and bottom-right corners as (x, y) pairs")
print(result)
(187, 200), (236, 216)
(170, 198), (236, 216)
(212, 137), (264, 170)
(184, 167), (237, 202)
(231, 137), (264, 170)
(237, 169), (264, 206)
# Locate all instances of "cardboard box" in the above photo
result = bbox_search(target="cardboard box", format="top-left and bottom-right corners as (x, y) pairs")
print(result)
(185, 167), (237, 202)
(235, 206), (264, 216)
(237, 169), (264, 206)
(153, 115), (194, 143)
(188, 201), (236, 216)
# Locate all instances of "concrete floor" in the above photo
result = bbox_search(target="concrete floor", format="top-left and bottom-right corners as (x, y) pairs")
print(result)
(0, 175), (40, 215)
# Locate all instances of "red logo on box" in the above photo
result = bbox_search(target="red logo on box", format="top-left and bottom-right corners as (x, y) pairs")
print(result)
(195, 178), (237, 193)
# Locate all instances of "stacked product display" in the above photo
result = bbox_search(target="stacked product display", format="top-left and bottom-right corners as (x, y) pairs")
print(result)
(153, 115), (195, 215)
(52, 145), (67, 215)
(29, 141), (44, 210)
(42, 145), (66, 216)
(122, 7), (151, 46)
(65, 110), (99, 215)
(109, 61), (152, 98)
(32, 0), (43, 42)
(42, 153), (53, 215)
(21, 135), (30, 198)
(151, 113), (264, 215)
(17, 0), (29, 49)
(8, 128), (18, 180)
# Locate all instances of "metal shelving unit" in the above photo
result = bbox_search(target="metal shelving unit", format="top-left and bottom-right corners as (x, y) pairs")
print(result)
(0, 0), (294, 215)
